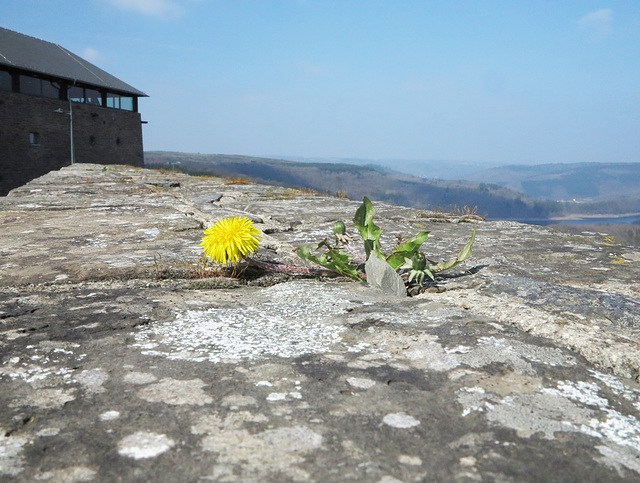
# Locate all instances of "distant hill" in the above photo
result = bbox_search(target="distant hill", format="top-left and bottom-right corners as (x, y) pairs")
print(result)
(273, 155), (495, 180)
(464, 163), (640, 202)
(144, 152), (556, 220)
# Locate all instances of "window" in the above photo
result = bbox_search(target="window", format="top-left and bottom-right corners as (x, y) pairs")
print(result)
(64, 86), (135, 111)
(106, 92), (134, 111)
(19, 75), (60, 99)
(106, 93), (119, 109)
(68, 86), (107, 106)
(20, 75), (41, 96)
(0, 70), (11, 92)
(68, 85), (85, 103)
(29, 132), (40, 145)
(85, 88), (102, 106)
(42, 80), (61, 99)
(120, 97), (133, 111)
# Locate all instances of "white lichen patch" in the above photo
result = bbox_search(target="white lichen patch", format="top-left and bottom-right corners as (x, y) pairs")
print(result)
(398, 454), (423, 466)
(454, 337), (575, 377)
(0, 330), (28, 341)
(132, 282), (360, 363)
(417, 288), (637, 379)
(200, 425), (323, 481)
(118, 432), (175, 459)
(136, 228), (160, 241)
(105, 258), (137, 269)
(221, 394), (257, 408)
(1, 352), (75, 385)
(370, 331), (575, 378)
(585, 409), (640, 452)
(77, 234), (110, 249)
(542, 380), (610, 408)
(190, 412), (269, 435)
(500, 393), (595, 438)
(11, 388), (76, 409)
(137, 378), (213, 405)
(0, 433), (28, 477)
(596, 444), (640, 476)
(1, 361), (65, 384)
(37, 427), (61, 437)
(123, 372), (158, 385)
(346, 377), (377, 389)
(476, 337), (576, 367)
(100, 410), (121, 421)
(403, 342), (460, 372)
(74, 368), (107, 394)
(378, 476), (405, 483)
(590, 370), (640, 412)
(34, 465), (97, 482)
(383, 412), (421, 429)
(0, 341), (83, 395)
(266, 392), (302, 402)
(445, 345), (473, 354)
(457, 377), (640, 465)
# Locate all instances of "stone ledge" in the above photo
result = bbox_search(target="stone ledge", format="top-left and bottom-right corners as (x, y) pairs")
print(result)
(1, 164), (640, 481)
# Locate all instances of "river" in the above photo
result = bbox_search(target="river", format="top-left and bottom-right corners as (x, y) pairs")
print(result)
(507, 214), (640, 226)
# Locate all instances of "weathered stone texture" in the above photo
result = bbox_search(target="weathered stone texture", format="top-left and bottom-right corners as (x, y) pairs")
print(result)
(1, 164), (640, 481)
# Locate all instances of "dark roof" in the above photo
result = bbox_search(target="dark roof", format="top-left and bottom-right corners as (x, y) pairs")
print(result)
(0, 27), (147, 97)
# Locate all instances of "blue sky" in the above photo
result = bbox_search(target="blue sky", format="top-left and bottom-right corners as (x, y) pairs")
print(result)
(3, 0), (640, 167)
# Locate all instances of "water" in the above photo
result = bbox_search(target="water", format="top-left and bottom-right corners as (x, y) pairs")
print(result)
(508, 214), (640, 226)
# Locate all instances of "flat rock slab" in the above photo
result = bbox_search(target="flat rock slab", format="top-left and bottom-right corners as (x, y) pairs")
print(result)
(1, 164), (640, 481)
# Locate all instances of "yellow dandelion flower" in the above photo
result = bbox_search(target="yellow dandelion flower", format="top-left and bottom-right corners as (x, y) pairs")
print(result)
(200, 216), (262, 265)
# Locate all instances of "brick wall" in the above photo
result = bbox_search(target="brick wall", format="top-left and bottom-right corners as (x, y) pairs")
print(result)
(0, 91), (144, 196)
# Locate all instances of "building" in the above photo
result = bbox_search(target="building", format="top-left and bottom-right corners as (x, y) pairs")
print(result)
(0, 27), (147, 196)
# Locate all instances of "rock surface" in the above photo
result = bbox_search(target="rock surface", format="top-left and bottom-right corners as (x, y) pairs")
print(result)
(1, 164), (640, 481)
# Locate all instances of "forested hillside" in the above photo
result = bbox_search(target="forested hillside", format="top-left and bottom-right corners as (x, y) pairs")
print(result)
(145, 152), (556, 220)
(465, 162), (640, 202)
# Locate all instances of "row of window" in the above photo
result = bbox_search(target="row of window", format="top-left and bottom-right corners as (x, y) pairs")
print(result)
(28, 131), (123, 147)
(0, 70), (135, 111)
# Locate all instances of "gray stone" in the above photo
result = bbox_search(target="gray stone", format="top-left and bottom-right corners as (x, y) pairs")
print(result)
(365, 254), (408, 297)
(1, 164), (640, 481)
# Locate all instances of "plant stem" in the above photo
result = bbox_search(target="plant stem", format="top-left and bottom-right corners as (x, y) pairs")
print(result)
(342, 242), (366, 262)
(248, 258), (340, 277)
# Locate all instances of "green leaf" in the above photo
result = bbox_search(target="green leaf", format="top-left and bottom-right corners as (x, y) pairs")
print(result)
(386, 231), (430, 270)
(353, 196), (375, 229)
(429, 226), (477, 274)
(353, 197), (382, 259)
(296, 243), (364, 281)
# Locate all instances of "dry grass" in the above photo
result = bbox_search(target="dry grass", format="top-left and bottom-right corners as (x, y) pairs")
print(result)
(152, 168), (182, 175)
(265, 187), (318, 199)
(224, 177), (253, 185)
(417, 205), (485, 223)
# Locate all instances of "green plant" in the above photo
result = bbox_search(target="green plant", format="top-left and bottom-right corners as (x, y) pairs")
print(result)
(405, 253), (429, 284)
(297, 196), (477, 292)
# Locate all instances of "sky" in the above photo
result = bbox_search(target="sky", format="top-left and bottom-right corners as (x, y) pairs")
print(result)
(3, 0), (640, 167)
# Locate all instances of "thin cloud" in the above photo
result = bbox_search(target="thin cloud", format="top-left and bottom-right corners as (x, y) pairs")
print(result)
(103, 0), (185, 18)
(82, 47), (105, 64)
(578, 8), (614, 35)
